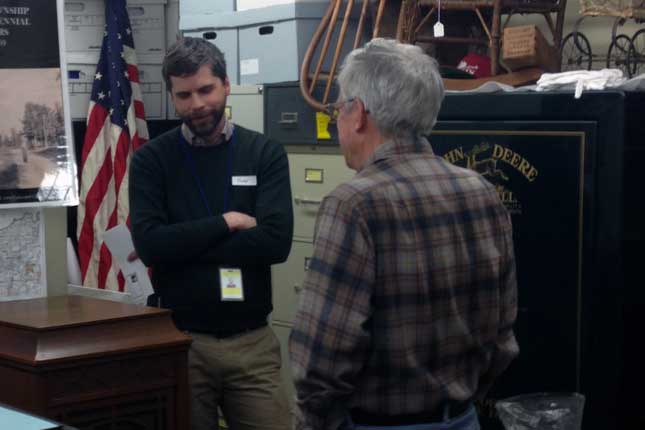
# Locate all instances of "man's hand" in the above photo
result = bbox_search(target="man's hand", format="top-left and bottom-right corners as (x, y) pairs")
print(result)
(223, 211), (257, 232)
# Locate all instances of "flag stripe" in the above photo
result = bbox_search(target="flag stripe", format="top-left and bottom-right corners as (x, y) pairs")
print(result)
(134, 100), (146, 121)
(78, 143), (113, 281)
(77, 0), (149, 291)
(81, 103), (109, 171)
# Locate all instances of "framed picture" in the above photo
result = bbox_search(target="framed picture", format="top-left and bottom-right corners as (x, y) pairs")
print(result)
(0, 0), (77, 207)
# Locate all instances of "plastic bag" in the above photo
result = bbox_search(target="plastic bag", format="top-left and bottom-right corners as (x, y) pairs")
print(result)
(495, 393), (585, 430)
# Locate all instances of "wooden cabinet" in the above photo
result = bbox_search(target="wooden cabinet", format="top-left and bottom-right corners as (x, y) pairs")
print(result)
(0, 295), (192, 430)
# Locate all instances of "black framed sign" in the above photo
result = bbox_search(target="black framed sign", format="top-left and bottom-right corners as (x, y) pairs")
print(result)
(433, 91), (627, 430)
(430, 120), (598, 425)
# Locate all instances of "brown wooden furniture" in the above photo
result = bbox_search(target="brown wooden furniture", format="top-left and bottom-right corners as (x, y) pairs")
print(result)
(412, 0), (567, 75)
(0, 295), (192, 430)
(300, 0), (567, 110)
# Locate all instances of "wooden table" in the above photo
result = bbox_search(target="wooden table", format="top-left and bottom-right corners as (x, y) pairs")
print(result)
(0, 295), (192, 430)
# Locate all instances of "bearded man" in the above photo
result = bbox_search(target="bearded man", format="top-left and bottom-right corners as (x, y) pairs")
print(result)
(129, 37), (294, 430)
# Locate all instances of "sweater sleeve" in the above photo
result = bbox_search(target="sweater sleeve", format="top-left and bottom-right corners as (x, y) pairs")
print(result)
(129, 138), (231, 266)
(197, 139), (294, 266)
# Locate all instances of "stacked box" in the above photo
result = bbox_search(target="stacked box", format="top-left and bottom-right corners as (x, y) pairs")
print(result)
(180, 2), (365, 86)
(166, 0), (180, 49)
(180, 0), (234, 17)
(64, 0), (168, 119)
(236, 0), (326, 10)
(182, 27), (240, 85)
(64, 0), (166, 63)
(67, 63), (165, 120)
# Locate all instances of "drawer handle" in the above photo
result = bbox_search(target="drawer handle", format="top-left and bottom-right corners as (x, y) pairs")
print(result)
(279, 112), (298, 128)
(294, 197), (322, 206)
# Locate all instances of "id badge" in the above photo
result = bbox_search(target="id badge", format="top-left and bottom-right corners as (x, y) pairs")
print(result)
(219, 267), (244, 301)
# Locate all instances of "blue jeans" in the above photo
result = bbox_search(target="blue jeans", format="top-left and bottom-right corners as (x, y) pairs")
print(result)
(352, 405), (480, 430)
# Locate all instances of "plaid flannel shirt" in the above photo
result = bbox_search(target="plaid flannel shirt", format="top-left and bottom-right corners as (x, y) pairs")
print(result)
(290, 135), (519, 430)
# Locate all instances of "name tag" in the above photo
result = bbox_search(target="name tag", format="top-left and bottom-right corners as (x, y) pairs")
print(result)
(219, 267), (244, 301)
(232, 176), (257, 186)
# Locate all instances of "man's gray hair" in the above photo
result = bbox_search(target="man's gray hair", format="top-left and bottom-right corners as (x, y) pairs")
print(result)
(162, 37), (227, 91)
(337, 38), (444, 137)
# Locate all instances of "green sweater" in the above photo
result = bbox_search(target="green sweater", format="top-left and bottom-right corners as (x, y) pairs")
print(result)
(129, 125), (293, 332)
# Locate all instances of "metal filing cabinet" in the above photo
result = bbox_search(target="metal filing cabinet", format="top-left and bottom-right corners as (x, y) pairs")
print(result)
(227, 85), (265, 133)
(271, 147), (354, 325)
(265, 83), (355, 410)
(271, 239), (313, 324)
(269, 146), (354, 410)
(264, 82), (340, 145)
(287, 149), (355, 241)
(166, 85), (264, 132)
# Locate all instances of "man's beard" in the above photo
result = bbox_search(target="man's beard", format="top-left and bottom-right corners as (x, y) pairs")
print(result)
(182, 106), (225, 138)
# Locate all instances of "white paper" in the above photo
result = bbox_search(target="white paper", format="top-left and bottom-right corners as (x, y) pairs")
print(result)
(102, 224), (154, 306)
(240, 58), (259, 75)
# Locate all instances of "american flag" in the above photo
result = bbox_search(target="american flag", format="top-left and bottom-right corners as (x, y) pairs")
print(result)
(77, 0), (149, 291)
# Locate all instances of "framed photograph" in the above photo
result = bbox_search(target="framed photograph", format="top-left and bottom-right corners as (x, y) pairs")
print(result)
(0, 0), (78, 207)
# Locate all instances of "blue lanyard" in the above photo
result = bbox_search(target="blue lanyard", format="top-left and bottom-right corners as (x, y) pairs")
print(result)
(181, 131), (234, 216)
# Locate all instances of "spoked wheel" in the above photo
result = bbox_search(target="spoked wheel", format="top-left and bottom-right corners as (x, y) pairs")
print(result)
(631, 29), (645, 77)
(607, 34), (636, 77)
(561, 32), (593, 71)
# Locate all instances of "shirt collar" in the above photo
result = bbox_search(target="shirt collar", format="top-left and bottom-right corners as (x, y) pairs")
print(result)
(362, 134), (434, 169)
(181, 115), (234, 147)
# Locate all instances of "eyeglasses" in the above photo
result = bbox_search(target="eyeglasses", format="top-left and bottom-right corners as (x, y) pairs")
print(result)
(323, 98), (356, 124)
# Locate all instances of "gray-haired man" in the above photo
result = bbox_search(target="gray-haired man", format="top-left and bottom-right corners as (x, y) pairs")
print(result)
(290, 38), (519, 430)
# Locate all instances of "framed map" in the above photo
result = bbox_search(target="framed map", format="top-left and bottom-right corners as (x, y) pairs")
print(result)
(0, 208), (45, 300)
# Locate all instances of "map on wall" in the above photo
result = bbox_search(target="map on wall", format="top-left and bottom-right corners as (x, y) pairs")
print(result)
(0, 208), (45, 300)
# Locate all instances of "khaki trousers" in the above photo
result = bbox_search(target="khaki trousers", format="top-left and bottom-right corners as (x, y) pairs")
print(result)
(189, 326), (292, 430)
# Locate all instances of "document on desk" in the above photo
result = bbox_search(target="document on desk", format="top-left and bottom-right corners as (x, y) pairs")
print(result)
(103, 224), (154, 305)
(0, 404), (61, 430)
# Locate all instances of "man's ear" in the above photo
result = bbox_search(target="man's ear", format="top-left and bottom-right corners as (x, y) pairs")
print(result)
(355, 99), (368, 132)
(224, 76), (231, 96)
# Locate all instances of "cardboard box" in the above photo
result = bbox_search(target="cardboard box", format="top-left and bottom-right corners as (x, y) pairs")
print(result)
(64, 0), (166, 64)
(237, 2), (361, 85)
(502, 25), (559, 73)
(166, 0), (180, 48)
(182, 27), (240, 85)
(181, 2), (362, 86)
(236, 0), (322, 10)
(67, 63), (166, 120)
(180, 0), (234, 16)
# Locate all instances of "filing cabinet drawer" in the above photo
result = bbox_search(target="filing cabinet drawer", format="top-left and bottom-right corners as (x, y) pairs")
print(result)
(287, 149), (354, 240)
(265, 82), (340, 145)
(271, 240), (312, 324)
